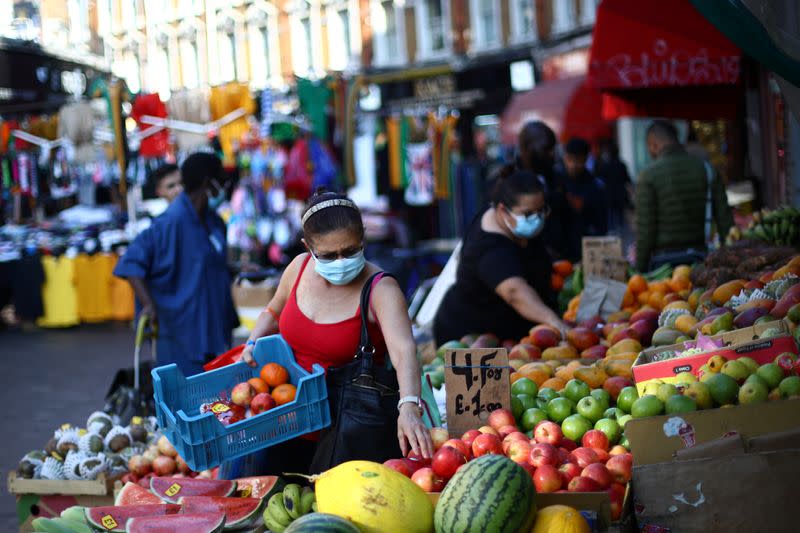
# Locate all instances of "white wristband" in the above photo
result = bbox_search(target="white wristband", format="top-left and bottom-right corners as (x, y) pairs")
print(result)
(398, 396), (421, 410)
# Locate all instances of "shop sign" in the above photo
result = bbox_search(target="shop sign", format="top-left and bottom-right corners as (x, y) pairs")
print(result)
(444, 348), (511, 437)
(414, 75), (457, 99)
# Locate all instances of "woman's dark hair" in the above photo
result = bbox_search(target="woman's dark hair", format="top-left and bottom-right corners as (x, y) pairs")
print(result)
(302, 188), (365, 241)
(491, 167), (544, 208)
(518, 121), (556, 171)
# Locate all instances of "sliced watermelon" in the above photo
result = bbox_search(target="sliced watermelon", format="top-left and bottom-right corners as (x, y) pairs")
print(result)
(179, 496), (264, 530)
(150, 477), (236, 504)
(85, 504), (180, 532)
(126, 512), (225, 533)
(233, 476), (284, 499)
(115, 482), (163, 506)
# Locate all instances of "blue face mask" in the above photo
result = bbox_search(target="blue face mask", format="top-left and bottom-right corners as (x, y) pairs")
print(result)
(508, 211), (545, 239)
(207, 179), (226, 210)
(312, 250), (366, 285)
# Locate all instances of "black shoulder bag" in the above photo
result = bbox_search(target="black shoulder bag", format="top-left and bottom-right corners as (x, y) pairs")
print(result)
(309, 272), (402, 473)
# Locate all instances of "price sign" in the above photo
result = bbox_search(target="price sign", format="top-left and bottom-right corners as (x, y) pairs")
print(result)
(582, 236), (626, 281)
(444, 348), (511, 437)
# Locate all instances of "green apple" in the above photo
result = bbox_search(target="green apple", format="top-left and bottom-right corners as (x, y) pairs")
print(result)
(685, 382), (713, 409)
(721, 360), (749, 383)
(561, 414), (592, 442)
(511, 377), (538, 397)
(665, 394), (697, 414)
(643, 379), (664, 397)
(604, 407), (624, 420)
(736, 357), (759, 375)
(520, 408), (549, 432)
(779, 376), (800, 398)
(590, 389), (611, 409)
(517, 394), (537, 411)
(675, 371), (697, 384)
(617, 414), (633, 428)
(619, 434), (631, 450)
(616, 386), (639, 414)
(705, 373), (740, 406)
(576, 396), (606, 423)
(738, 381), (768, 405)
(511, 395), (524, 420)
(757, 363), (785, 389)
(631, 395), (664, 418)
(744, 374), (768, 389)
(547, 397), (575, 424)
(594, 418), (621, 444)
(563, 379), (591, 403)
(535, 397), (549, 410)
(656, 383), (678, 404)
(538, 387), (559, 403)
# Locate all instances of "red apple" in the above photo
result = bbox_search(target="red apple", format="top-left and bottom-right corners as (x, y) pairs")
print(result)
(411, 467), (445, 492)
(607, 483), (626, 521)
(571, 447), (600, 469)
(505, 439), (532, 465)
(502, 432), (529, 454)
(556, 447), (571, 465)
(606, 453), (633, 484)
(403, 457), (425, 474)
(478, 425), (500, 437)
(559, 438), (577, 452)
(568, 476), (602, 492)
(461, 430), (481, 448)
(442, 439), (471, 459)
(472, 433), (503, 458)
(383, 458), (412, 477)
(603, 377), (635, 401)
(497, 425), (519, 440)
(518, 461), (536, 478)
(231, 382), (255, 407)
(593, 448), (610, 463)
(488, 409), (516, 431)
(582, 430), (610, 452)
(250, 392), (276, 415)
(559, 462), (582, 486)
(529, 443), (559, 468)
(431, 446), (467, 480)
(429, 427), (449, 451)
(534, 421), (563, 445)
(405, 450), (431, 467)
(609, 445), (628, 456)
(608, 481), (627, 502)
(533, 464), (562, 493)
(581, 463), (613, 489)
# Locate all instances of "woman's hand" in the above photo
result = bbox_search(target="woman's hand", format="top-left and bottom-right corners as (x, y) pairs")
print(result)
(241, 343), (257, 367)
(397, 403), (433, 459)
(547, 318), (569, 339)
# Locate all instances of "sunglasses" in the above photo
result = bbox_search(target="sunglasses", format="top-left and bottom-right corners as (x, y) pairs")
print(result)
(311, 245), (364, 264)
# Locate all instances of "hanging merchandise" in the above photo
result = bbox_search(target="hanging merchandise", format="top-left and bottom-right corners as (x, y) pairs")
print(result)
(386, 115), (409, 190)
(284, 137), (312, 200)
(74, 252), (114, 323)
(131, 93), (170, 158)
(404, 142), (434, 206)
(428, 112), (459, 200)
(296, 77), (333, 141)
(168, 89), (212, 152)
(38, 253), (80, 328)
(58, 100), (97, 164)
(308, 138), (338, 192)
(209, 83), (256, 161)
(260, 88), (273, 138)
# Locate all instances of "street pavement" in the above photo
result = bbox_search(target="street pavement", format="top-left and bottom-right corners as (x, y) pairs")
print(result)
(0, 323), (138, 531)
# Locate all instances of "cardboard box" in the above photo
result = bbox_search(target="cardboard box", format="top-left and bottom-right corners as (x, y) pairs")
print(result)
(632, 319), (798, 394)
(632, 421), (800, 532)
(7, 473), (116, 532)
(232, 280), (277, 309)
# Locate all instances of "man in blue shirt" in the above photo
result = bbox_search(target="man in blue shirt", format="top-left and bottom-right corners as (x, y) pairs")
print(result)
(115, 152), (238, 375)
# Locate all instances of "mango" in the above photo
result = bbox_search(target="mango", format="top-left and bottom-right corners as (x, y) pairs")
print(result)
(607, 338), (643, 356)
(542, 344), (579, 361)
(663, 300), (691, 312)
(674, 314), (699, 334)
(734, 307), (771, 329)
(651, 327), (683, 347)
(710, 312), (734, 335)
(734, 299), (776, 314)
(605, 360), (634, 379)
(712, 280), (747, 306)
(772, 284), (800, 319)
(574, 366), (608, 389)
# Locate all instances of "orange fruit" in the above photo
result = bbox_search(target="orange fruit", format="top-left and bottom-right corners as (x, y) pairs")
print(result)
(551, 273), (564, 291)
(271, 383), (296, 405)
(622, 289), (635, 308)
(553, 260), (574, 277)
(637, 291), (651, 306)
(668, 276), (690, 293)
(648, 280), (670, 294)
(247, 378), (269, 394)
(648, 291), (666, 310)
(260, 363), (289, 388)
(628, 274), (648, 295)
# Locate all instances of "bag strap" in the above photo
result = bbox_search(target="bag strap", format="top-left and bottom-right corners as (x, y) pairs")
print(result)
(357, 271), (396, 368)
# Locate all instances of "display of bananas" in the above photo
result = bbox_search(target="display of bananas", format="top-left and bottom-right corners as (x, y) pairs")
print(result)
(728, 206), (800, 247)
(262, 484), (316, 532)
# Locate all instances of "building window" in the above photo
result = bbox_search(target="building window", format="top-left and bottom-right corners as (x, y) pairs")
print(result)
(123, 49), (141, 93)
(552, 0), (576, 34)
(372, 0), (404, 66)
(150, 44), (171, 99)
(180, 39), (199, 89)
(218, 30), (238, 82)
(469, 0), (500, 50)
(327, 3), (353, 71)
(511, 0), (537, 42)
(292, 11), (316, 76)
(416, 0), (448, 58)
(580, 0), (597, 25)
(249, 25), (272, 87)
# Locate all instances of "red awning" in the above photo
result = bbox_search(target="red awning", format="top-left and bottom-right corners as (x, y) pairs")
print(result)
(501, 76), (612, 145)
(588, 0), (741, 90)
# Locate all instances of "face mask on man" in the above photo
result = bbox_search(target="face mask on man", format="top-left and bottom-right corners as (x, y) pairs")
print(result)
(207, 179), (226, 210)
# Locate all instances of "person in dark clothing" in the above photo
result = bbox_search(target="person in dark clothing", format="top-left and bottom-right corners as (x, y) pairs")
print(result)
(559, 138), (609, 261)
(595, 140), (632, 233)
(433, 168), (567, 345)
(515, 121), (567, 258)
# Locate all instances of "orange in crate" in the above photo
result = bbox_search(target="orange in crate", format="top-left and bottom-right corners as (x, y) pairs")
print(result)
(551, 273), (564, 291)
(553, 260), (573, 277)
(627, 274), (648, 295)
(272, 383), (297, 405)
(248, 378), (269, 394)
(260, 363), (289, 388)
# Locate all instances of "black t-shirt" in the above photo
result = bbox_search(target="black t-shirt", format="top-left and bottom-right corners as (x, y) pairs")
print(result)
(433, 210), (555, 344)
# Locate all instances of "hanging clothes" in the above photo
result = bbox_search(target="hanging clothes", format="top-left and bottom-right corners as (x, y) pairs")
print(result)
(209, 83), (255, 161)
(296, 77), (332, 141)
(284, 137), (312, 201)
(75, 253), (113, 322)
(58, 101), (96, 164)
(168, 90), (211, 152)
(386, 116), (408, 190)
(38, 255), (79, 328)
(107, 254), (135, 321)
(131, 93), (170, 158)
(404, 142), (434, 206)
(13, 253), (44, 321)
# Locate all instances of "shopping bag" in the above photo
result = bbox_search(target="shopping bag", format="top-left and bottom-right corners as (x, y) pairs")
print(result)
(203, 345), (245, 372)
(104, 315), (157, 425)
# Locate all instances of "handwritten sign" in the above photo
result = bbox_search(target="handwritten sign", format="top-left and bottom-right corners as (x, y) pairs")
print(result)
(582, 236), (627, 281)
(444, 349), (511, 437)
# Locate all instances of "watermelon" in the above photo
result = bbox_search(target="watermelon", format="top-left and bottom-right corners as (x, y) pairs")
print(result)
(126, 512), (225, 533)
(85, 504), (180, 532)
(234, 476), (284, 499)
(179, 496), (264, 530)
(116, 482), (163, 506)
(434, 455), (536, 533)
(150, 477), (236, 503)
(285, 513), (361, 533)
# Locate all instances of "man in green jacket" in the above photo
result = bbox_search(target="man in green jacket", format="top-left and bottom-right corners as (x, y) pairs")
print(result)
(635, 120), (734, 272)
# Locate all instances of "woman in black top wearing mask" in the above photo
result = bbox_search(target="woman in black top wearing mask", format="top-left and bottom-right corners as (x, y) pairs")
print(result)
(433, 168), (567, 345)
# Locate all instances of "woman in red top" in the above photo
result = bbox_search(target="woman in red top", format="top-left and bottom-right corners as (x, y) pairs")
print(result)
(242, 190), (432, 472)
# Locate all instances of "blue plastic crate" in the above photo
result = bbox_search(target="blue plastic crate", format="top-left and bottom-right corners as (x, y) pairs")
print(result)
(152, 335), (330, 471)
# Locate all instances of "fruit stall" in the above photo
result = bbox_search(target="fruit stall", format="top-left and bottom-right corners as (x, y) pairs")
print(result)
(12, 233), (800, 532)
